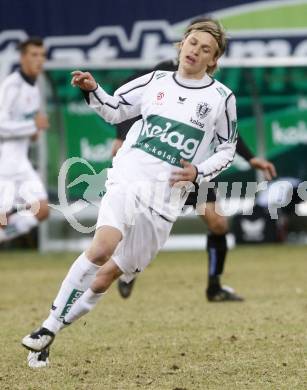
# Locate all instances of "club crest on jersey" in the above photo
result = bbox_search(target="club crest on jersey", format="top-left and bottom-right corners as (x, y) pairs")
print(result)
(190, 102), (211, 129)
(196, 102), (211, 119)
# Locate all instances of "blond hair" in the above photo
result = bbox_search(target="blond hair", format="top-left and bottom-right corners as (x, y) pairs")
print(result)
(178, 19), (227, 75)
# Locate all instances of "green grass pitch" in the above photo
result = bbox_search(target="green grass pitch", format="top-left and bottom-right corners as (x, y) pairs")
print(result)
(1, 245), (307, 389)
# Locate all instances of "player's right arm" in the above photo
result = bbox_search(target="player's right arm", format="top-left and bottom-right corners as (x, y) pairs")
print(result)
(0, 80), (37, 138)
(71, 70), (155, 124)
(112, 60), (177, 156)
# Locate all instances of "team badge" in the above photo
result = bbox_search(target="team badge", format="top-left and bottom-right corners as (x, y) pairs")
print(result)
(196, 102), (211, 119)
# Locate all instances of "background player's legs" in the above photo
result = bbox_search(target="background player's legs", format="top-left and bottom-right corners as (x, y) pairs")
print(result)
(0, 199), (49, 243)
(200, 202), (228, 294)
(0, 167), (50, 243)
(197, 201), (243, 302)
(35, 199), (49, 221)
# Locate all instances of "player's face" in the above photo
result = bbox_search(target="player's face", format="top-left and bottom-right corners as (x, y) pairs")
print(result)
(21, 45), (46, 78)
(178, 31), (218, 79)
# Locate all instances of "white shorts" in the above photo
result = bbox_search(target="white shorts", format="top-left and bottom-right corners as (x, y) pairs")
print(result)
(96, 183), (173, 282)
(0, 167), (47, 213)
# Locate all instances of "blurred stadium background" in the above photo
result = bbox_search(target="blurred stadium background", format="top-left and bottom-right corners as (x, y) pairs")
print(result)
(1, 0), (307, 251)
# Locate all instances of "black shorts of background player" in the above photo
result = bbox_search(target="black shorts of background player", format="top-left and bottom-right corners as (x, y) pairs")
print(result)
(114, 61), (276, 302)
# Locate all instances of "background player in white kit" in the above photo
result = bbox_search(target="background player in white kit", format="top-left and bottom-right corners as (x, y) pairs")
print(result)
(22, 20), (237, 367)
(0, 37), (49, 244)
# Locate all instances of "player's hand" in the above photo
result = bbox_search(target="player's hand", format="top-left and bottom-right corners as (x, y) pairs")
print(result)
(169, 159), (198, 186)
(31, 129), (43, 141)
(71, 70), (97, 91)
(249, 157), (277, 181)
(111, 139), (124, 157)
(35, 112), (49, 130)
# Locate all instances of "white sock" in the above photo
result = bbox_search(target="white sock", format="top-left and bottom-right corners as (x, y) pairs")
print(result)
(63, 288), (104, 325)
(0, 211), (37, 241)
(42, 253), (100, 333)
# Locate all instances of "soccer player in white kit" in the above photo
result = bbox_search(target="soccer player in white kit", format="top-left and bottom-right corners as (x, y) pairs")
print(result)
(0, 37), (49, 244)
(22, 20), (237, 366)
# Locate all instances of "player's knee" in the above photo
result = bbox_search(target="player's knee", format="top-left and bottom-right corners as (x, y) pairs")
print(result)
(86, 244), (113, 266)
(208, 216), (228, 235)
(34, 200), (49, 221)
(38, 205), (49, 221)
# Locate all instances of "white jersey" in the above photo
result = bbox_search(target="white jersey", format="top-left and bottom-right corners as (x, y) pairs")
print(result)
(87, 71), (237, 221)
(0, 71), (40, 175)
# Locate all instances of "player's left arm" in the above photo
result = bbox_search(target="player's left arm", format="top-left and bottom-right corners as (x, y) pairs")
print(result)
(170, 94), (237, 185)
(236, 135), (277, 180)
(196, 93), (237, 183)
(249, 157), (277, 181)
